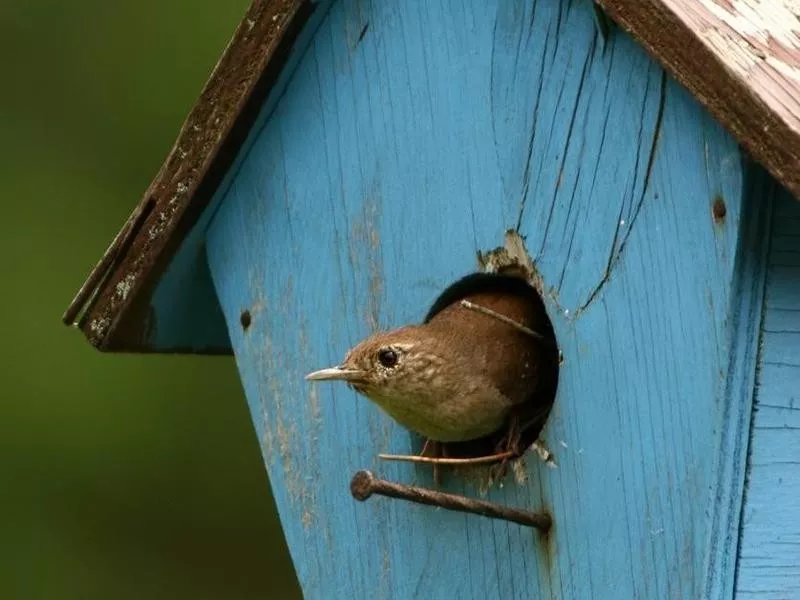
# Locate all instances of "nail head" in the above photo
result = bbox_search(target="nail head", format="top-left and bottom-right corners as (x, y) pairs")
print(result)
(712, 196), (727, 223)
(350, 470), (375, 501)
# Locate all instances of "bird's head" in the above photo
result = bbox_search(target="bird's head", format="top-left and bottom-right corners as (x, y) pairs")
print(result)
(304, 326), (444, 403)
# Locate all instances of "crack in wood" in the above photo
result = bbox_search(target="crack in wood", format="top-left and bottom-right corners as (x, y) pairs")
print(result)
(577, 69), (667, 314)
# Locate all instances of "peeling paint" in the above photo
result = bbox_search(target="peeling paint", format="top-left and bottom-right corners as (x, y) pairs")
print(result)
(89, 317), (110, 337)
(349, 196), (384, 333)
(674, 0), (800, 136)
(114, 273), (137, 302)
(250, 288), (315, 523)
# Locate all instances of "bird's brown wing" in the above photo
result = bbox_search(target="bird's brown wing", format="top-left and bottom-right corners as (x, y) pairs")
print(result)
(426, 273), (559, 450)
(427, 282), (556, 404)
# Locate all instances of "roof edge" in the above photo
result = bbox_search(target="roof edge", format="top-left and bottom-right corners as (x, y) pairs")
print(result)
(63, 0), (315, 350)
(597, 0), (800, 200)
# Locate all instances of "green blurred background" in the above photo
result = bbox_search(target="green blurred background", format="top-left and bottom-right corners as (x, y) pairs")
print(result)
(1, 2), (301, 598)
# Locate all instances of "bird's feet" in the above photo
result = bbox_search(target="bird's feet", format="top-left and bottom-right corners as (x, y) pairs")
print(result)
(486, 417), (524, 481)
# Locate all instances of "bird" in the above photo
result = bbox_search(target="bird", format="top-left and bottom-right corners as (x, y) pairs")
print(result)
(305, 272), (559, 468)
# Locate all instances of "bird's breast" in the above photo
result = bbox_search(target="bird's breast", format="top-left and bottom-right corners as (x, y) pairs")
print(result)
(367, 384), (513, 443)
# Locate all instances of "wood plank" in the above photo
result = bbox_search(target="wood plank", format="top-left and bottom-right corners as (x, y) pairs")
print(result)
(597, 0), (800, 200)
(736, 188), (800, 599)
(204, 1), (775, 596)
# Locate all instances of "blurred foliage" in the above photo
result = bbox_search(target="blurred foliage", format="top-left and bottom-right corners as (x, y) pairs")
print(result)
(0, 2), (301, 598)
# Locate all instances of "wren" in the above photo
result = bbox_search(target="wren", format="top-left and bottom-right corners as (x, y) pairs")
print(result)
(305, 273), (559, 465)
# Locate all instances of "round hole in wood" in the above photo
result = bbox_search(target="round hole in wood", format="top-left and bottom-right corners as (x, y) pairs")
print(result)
(418, 271), (560, 463)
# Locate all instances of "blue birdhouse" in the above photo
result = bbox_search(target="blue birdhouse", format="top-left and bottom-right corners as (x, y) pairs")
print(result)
(64, 1), (800, 598)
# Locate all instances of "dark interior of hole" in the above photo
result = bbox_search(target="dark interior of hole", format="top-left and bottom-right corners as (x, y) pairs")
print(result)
(417, 271), (560, 460)
(240, 309), (252, 330)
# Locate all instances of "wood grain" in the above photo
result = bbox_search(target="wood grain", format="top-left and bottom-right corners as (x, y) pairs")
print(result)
(597, 0), (800, 200)
(203, 1), (777, 597)
(736, 188), (800, 599)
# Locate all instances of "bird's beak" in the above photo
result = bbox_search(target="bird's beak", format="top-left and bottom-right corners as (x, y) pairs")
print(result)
(304, 366), (365, 382)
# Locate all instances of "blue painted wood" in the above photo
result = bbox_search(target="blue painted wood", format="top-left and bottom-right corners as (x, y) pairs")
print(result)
(704, 167), (773, 600)
(141, 1), (335, 352)
(147, 222), (231, 352)
(736, 188), (800, 600)
(202, 0), (774, 597)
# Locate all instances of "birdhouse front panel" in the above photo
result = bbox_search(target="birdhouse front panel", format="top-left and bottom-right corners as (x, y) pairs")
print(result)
(196, 0), (784, 598)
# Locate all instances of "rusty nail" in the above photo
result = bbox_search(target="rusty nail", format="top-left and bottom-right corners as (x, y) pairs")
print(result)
(350, 470), (552, 531)
(240, 309), (252, 330)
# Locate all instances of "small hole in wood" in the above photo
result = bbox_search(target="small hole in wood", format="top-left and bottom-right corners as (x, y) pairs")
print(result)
(418, 271), (560, 464)
(240, 310), (252, 331)
(712, 196), (727, 223)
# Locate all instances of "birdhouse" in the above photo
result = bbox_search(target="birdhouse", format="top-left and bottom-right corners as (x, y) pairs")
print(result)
(64, 1), (800, 598)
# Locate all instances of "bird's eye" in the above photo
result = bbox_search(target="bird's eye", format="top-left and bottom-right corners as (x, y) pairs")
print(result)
(377, 348), (398, 368)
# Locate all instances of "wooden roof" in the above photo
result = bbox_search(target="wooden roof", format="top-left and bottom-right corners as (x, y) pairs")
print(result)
(64, 0), (800, 351)
(599, 0), (800, 197)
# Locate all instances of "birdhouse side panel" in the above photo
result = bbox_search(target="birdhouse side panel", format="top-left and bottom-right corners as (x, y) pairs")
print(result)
(736, 189), (800, 600)
(203, 0), (771, 598)
(146, 221), (231, 353)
